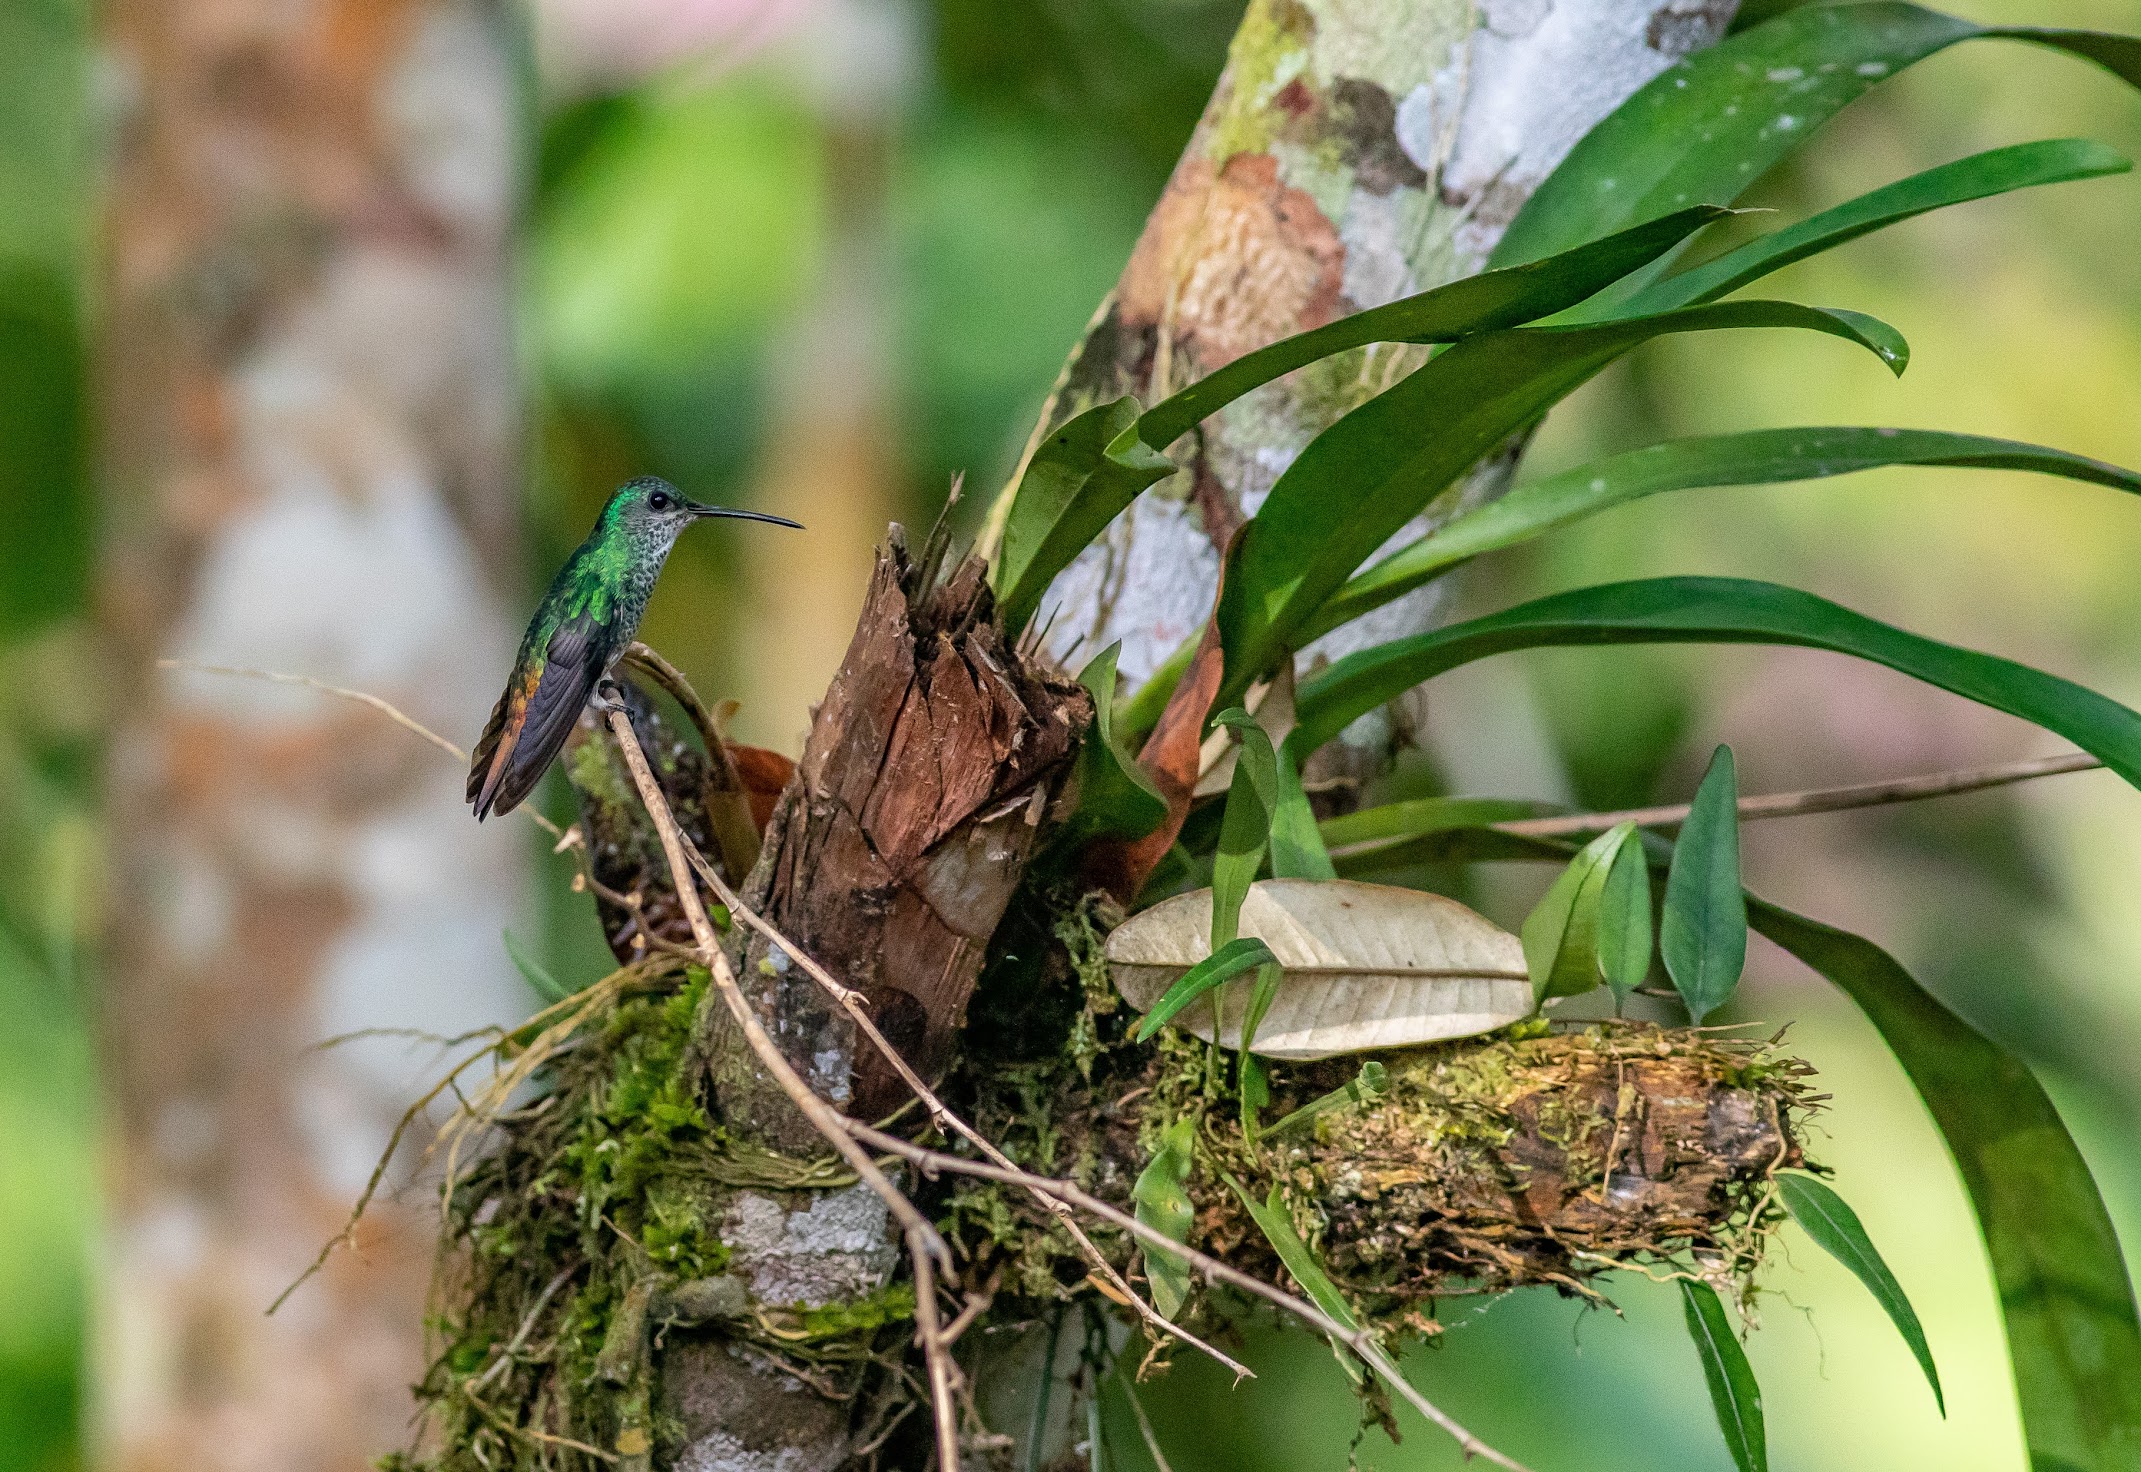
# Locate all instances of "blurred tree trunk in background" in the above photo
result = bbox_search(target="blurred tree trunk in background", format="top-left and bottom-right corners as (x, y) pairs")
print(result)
(95, 3), (529, 1469)
(733, 4), (916, 754)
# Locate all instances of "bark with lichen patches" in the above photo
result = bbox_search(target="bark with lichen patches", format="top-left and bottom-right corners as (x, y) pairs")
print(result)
(988, 0), (1741, 779)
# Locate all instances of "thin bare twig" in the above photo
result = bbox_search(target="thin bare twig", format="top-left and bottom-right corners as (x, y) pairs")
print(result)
(681, 840), (1255, 1383)
(158, 658), (565, 839)
(848, 1123), (1535, 1472)
(601, 705), (965, 1472)
(1495, 750), (2102, 839)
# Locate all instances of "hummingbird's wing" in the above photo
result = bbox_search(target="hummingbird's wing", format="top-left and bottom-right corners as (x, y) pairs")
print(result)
(468, 614), (613, 820)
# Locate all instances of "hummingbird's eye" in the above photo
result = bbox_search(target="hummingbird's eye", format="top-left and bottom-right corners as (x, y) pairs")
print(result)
(648, 491), (672, 512)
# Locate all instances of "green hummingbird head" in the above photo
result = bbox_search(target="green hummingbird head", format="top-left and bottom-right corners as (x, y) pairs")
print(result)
(602, 476), (803, 554)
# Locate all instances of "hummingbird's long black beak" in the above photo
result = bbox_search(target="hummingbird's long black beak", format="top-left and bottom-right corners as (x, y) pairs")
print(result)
(686, 501), (803, 530)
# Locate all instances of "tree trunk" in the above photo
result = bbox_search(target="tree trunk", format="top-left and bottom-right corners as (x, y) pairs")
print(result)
(984, 0), (1737, 773)
(95, 2), (526, 1468)
(662, 1), (1741, 1466)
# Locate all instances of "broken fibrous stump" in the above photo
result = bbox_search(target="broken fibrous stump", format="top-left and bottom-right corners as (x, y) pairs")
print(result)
(713, 539), (1090, 1145)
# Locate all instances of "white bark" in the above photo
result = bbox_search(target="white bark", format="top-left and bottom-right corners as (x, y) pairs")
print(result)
(96, 4), (526, 1468)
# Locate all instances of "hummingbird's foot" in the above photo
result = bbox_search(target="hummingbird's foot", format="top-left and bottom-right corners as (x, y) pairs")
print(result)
(589, 678), (629, 717)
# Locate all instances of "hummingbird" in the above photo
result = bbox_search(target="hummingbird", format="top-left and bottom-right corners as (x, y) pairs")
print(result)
(467, 476), (801, 820)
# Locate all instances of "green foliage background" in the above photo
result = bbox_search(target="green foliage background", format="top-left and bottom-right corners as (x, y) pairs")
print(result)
(8, 1), (2141, 1469)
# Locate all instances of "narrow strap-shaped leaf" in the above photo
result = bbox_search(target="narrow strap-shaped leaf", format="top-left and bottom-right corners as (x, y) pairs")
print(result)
(994, 396), (1175, 637)
(1265, 1061), (1390, 1141)
(991, 207), (1737, 637)
(1130, 936), (1277, 1043)
(1617, 139), (2131, 317)
(1681, 1279), (1768, 1472)
(1133, 205), (1733, 448)
(1237, 960), (1284, 1134)
(1131, 1116), (1198, 1319)
(1290, 578), (2141, 791)
(1597, 839), (1653, 1007)
(1662, 746), (1746, 1025)
(1224, 1173), (1368, 1388)
(1306, 428), (2141, 642)
(1210, 708), (1279, 948)
(1775, 1171), (1944, 1415)
(1269, 738), (1336, 881)
(1494, 2), (2141, 278)
(1218, 304), (1905, 697)
(1750, 900), (2141, 1468)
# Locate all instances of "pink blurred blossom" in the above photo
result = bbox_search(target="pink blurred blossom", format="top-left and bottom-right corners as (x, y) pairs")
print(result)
(536, 0), (823, 85)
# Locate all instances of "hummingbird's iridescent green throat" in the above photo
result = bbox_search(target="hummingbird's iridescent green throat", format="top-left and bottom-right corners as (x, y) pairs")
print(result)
(467, 476), (801, 820)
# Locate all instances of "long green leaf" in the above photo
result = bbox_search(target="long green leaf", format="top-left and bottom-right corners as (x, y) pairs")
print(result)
(1290, 578), (2141, 792)
(1307, 429), (2141, 642)
(1615, 139), (2131, 318)
(1662, 746), (1746, 1025)
(1238, 960), (1283, 1134)
(1681, 1279), (1767, 1472)
(1210, 709), (1279, 949)
(1775, 1171), (1944, 1415)
(1265, 1061), (1390, 1141)
(1217, 304), (1905, 694)
(1052, 643), (1168, 854)
(1131, 1116), (1198, 1319)
(1133, 205), (1733, 447)
(990, 209), (1736, 638)
(1225, 1174), (1368, 1388)
(1751, 901), (2141, 1469)
(1597, 839), (1653, 1007)
(1520, 822), (1634, 1003)
(995, 396), (1175, 637)
(1494, 3), (2141, 277)
(1130, 936), (1278, 1043)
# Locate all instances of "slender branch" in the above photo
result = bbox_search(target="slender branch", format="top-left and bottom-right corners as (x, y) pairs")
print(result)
(158, 658), (565, 839)
(1494, 751), (2102, 840)
(681, 840), (1255, 1382)
(848, 1123), (1536, 1472)
(907, 1224), (964, 1472)
(160, 657), (468, 759)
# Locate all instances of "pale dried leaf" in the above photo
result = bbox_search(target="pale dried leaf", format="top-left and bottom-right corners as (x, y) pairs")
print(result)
(1108, 878), (1532, 1058)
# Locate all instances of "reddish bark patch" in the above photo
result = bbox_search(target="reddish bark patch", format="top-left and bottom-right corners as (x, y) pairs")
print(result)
(1119, 151), (1347, 371)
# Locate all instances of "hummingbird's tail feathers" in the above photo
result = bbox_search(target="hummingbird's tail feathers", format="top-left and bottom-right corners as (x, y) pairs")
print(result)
(468, 687), (513, 820)
(688, 503), (803, 530)
(471, 632), (608, 821)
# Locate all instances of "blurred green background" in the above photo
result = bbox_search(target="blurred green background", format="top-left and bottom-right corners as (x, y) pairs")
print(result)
(9, 0), (2141, 1468)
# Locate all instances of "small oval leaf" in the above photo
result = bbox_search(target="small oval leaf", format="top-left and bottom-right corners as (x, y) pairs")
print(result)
(1109, 878), (1530, 1058)
(1664, 745), (1747, 1024)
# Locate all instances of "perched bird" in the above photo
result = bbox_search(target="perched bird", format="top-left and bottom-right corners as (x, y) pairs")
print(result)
(468, 476), (800, 820)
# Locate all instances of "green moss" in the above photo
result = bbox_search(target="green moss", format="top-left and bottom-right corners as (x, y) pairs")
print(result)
(401, 963), (909, 1472)
(1206, 0), (1316, 162)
